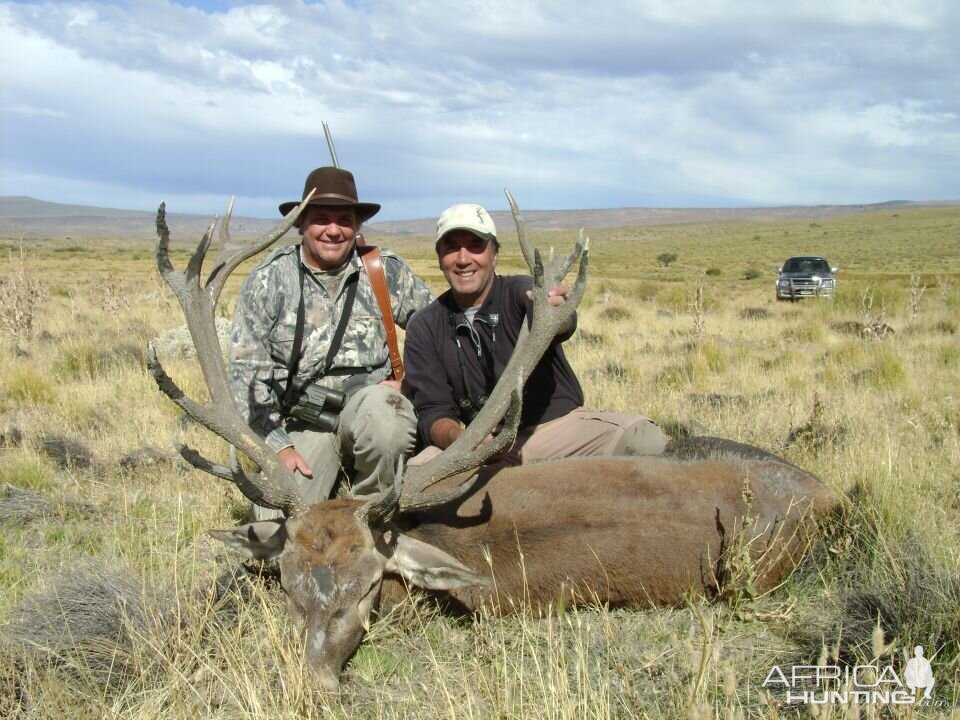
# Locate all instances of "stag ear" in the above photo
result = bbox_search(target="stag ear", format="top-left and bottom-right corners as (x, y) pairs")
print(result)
(209, 520), (288, 561)
(384, 534), (489, 590)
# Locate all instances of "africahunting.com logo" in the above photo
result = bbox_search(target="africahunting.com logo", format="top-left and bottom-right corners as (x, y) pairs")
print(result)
(763, 645), (940, 706)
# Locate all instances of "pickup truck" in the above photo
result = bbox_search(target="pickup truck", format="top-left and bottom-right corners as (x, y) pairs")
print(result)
(776, 256), (838, 300)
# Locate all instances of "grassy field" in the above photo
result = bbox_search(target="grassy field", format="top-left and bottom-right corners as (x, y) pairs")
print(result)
(0, 206), (958, 718)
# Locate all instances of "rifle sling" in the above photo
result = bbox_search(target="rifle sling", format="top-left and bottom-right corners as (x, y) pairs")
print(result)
(357, 245), (404, 381)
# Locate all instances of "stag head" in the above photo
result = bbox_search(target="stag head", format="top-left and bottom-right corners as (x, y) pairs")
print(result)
(150, 191), (588, 691)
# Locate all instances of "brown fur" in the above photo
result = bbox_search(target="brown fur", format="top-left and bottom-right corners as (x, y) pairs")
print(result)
(380, 455), (834, 613)
(214, 445), (835, 691)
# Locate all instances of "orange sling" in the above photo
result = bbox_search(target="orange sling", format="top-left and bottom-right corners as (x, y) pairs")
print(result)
(356, 237), (404, 381)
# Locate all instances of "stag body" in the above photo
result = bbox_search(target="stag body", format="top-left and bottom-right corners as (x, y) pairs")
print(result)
(150, 190), (834, 695)
(219, 450), (833, 691)
(394, 455), (829, 609)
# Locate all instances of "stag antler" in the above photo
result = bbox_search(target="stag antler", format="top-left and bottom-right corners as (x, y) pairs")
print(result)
(386, 190), (589, 515)
(148, 194), (314, 515)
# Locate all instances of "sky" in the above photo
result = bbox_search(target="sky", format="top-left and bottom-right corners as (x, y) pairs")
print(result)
(1, 0), (958, 221)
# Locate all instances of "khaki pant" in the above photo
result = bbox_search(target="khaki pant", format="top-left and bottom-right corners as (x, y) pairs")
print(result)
(408, 409), (666, 468)
(253, 384), (417, 520)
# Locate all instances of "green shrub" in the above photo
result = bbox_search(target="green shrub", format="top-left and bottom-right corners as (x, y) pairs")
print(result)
(743, 266), (762, 280)
(937, 345), (960, 368)
(599, 306), (632, 322)
(833, 284), (905, 315)
(656, 252), (678, 267)
(658, 285), (688, 315)
(0, 457), (52, 493)
(656, 365), (689, 391)
(705, 267), (721, 276)
(696, 340), (729, 374)
(855, 348), (907, 389)
(826, 342), (867, 369)
(51, 337), (136, 379)
(44, 526), (103, 555)
(783, 322), (827, 343)
(946, 288), (960, 312)
(3, 366), (56, 407)
(629, 281), (659, 301)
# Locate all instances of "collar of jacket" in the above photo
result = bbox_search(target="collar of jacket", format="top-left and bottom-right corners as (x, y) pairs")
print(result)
(297, 245), (363, 298)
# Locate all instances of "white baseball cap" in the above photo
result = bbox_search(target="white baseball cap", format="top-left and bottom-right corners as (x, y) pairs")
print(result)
(436, 203), (497, 243)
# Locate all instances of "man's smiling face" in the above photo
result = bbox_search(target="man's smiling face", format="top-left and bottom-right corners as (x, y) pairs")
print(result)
(300, 205), (358, 270)
(437, 229), (498, 308)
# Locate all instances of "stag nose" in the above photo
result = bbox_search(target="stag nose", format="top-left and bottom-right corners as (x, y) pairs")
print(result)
(314, 667), (340, 694)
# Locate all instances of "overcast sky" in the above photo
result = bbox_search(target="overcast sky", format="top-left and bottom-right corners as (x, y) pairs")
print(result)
(1, 0), (958, 221)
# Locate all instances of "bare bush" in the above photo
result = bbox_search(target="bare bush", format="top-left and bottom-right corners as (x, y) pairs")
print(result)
(937, 274), (951, 302)
(858, 288), (894, 339)
(909, 274), (926, 321)
(688, 278), (705, 341)
(92, 277), (131, 331)
(786, 393), (848, 453)
(0, 246), (49, 342)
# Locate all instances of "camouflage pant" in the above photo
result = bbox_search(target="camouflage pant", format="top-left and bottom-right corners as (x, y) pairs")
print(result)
(253, 384), (417, 520)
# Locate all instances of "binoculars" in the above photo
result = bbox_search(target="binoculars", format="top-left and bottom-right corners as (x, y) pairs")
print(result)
(287, 383), (347, 433)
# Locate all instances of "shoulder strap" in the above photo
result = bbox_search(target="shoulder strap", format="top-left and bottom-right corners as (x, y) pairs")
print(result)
(357, 243), (404, 381)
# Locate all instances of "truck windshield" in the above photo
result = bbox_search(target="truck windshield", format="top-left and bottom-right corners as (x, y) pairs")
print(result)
(783, 258), (830, 274)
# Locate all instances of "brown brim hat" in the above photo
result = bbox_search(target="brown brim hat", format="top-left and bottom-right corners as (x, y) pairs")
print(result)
(278, 166), (381, 223)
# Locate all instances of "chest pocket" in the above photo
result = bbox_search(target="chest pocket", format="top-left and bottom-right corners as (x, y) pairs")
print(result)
(270, 329), (298, 368)
(334, 314), (388, 369)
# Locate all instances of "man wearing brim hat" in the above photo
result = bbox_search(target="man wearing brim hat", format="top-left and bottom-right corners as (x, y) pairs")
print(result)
(229, 167), (434, 517)
(403, 202), (666, 466)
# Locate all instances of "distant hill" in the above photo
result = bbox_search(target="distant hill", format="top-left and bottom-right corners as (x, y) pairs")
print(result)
(0, 196), (281, 241)
(1, 195), (957, 241)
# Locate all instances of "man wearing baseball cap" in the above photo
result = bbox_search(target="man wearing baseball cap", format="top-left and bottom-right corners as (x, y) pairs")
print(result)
(228, 166), (434, 518)
(403, 203), (665, 465)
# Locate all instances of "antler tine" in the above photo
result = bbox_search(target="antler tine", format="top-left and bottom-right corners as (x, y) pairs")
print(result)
(396, 191), (588, 513)
(185, 218), (217, 289)
(151, 199), (314, 515)
(556, 228), (587, 279)
(389, 384), (523, 514)
(205, 189), (316, 303)
(505, 189), (536, 271)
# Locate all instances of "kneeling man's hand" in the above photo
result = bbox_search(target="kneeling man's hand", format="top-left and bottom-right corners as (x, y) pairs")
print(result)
(526, 284), (570, 307)
(278, 446), (313, 478)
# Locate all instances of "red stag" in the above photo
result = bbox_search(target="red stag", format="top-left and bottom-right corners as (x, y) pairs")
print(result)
(148, 192), (835, 693)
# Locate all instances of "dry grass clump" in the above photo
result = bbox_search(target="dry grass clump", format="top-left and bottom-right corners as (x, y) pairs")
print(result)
(0, 484), (55, 524)
(598, 305), (632, 322)
(1, 207), (958, 717)
(738, 307), (770, 321)
(791, 482), (960, 681)
(785, 394), (848, 454)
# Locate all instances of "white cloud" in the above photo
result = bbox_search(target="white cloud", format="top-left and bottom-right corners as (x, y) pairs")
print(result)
(9, 104), (67, 118)
(1, 0), (958, 220)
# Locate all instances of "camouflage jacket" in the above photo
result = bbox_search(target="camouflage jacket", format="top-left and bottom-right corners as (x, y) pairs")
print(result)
(228, 243), (434, 451)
